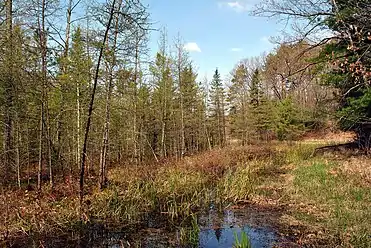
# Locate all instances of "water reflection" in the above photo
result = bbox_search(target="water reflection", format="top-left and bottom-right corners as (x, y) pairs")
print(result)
(8, 208), (279, 248)
(198, 209), (277, 248)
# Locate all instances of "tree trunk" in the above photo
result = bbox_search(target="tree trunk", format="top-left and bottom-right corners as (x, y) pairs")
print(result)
(76, 81), (81, 170)
(37, 106), (44, 191)
(26, 123), (31, 186)
(177, 47), (186, 158)
(3, 0), (14, 184)
(98, 76), (113, 189)
(133, 33), (139, 164)
(46, 104), (53, 189)
(15, 114), (21, 188)
(57, 0), (74, 173)
(80, 0), (116, 214)
(38, 0), (49, 191)
(99, 0), (121, 190)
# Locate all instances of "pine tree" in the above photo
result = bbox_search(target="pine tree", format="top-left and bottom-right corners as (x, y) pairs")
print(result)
(248, 69), (273, 141)
(150, 52), (175, 157)
(229, 64), (249, 144)
(209, 69), (226, 146)
(180, 64), (200, 154)
(322, 0), (371, 148)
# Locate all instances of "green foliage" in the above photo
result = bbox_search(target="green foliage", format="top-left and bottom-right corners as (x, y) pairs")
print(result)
(179, 214), (200, 247)
(249, 69), (262, 107)
(318, 0), (371, 145)
(209, 68), (226, 146)
(338, 87), (371, 130)
(274, 98), (305, 141)
(229, 64), (250, 143)
(233, 231), (252, 248)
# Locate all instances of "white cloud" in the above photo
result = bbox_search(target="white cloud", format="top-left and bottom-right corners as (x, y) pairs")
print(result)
(230, 47), (243, 52)
(184, 42), (201, 53)
(260, 36), (270, 43)
(218, 1), (250, 12)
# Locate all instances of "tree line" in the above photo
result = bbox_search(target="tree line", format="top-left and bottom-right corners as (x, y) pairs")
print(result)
(1, 0), (370, 194)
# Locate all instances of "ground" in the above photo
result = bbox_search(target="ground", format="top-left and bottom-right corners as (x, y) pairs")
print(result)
(1, 131), (370, 247)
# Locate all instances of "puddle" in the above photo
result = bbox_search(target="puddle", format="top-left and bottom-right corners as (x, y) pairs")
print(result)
(7, 207), (283, 247)
(199, 227), (277, 248)
(198, 208), (278, 248)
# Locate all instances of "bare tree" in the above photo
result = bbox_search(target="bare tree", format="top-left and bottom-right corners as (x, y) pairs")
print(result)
(98, 0), (122, 190)
(79, 0), (117, 214)
(3, 0), (14, 185)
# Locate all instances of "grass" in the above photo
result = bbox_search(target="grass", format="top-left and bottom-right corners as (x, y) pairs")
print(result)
(216, 161), (256, 204)
(1, 141), (370, 247)
(233, 231), (252, 248)
(178, 214), (200, 247)
(254, 142), (371, 247)
(291, 160), (371, 247)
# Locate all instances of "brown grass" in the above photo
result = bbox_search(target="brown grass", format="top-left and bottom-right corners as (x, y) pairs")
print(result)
(1, 140), (370, 247)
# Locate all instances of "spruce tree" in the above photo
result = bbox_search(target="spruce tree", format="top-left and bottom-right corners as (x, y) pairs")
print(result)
(229, 64), (249, 144)
(248, 69), (272, 141)
(209, 69), (226, 146)
(150, 52), (175, 157)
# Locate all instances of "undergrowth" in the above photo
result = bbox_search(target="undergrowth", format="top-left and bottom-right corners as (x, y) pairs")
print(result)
(1, 141), (370, 247)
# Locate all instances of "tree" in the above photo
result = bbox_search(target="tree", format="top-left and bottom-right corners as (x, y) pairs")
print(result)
(322, 0), (371, 148)
(229, 63), (249, 144)
(209, 69), (226, 147)
(255, 0), (371, 148)
(248, 69), (274, 141)
(68, 27), (92, 173)
(180, 64), (202, 154)
(150, 48), (175, 157)
(2, 0), (14, 185)
(80, 0), (117, 215)
(173, 35), (188, 158)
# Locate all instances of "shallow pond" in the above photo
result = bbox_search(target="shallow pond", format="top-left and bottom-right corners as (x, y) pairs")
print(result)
(8, 206), (286, 247)
(198, 209), (278, 247)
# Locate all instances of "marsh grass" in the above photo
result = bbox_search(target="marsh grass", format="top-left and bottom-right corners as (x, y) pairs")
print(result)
(216, 161), (257, 204)
(1, 141), (370, 247)
(178, 214), (200, 247)
(233, 231), (252, 248)
(291, 160), (371, 247)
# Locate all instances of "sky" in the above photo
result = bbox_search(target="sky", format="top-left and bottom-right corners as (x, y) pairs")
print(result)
(144, 0), (284, 81)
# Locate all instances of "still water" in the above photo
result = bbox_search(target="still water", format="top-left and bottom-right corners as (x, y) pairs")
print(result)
(8, 208), (282, 247)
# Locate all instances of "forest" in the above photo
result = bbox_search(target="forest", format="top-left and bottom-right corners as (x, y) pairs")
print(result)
(0, 0), (370, 247)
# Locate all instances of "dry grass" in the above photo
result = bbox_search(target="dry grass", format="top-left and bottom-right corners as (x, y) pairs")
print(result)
(1, 140), (370, 247)
(250, 142), (371, 247)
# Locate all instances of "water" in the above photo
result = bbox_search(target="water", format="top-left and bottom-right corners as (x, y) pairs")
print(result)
(198, 209), (277, 248)
(199, 227), (276, 248)
(7, 207), (282, 247)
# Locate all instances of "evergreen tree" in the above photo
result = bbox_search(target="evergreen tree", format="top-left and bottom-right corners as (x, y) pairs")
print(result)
(150, 52), (175, 157)
(321, 0), (371, 148)
(229, 64), (249, 144)
(55, 27), (92, 172)
(209, 69), (226, 146)
(274, 98), (304, 141)
(180, 64), (202, 153)
(248, 69), (273, 141)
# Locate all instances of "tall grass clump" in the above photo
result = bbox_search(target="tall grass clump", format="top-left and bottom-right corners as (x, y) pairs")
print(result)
(178, 214), (200, 247)
(89, 178), (155, 223)
(154, 167), (210, 220)
(233, 231), (252, 248)
(217, 162), (256, 204)
(283, 143), (318, 164)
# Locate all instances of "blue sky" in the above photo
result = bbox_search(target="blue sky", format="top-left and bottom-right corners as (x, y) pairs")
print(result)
(144, 0), (283, 81)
